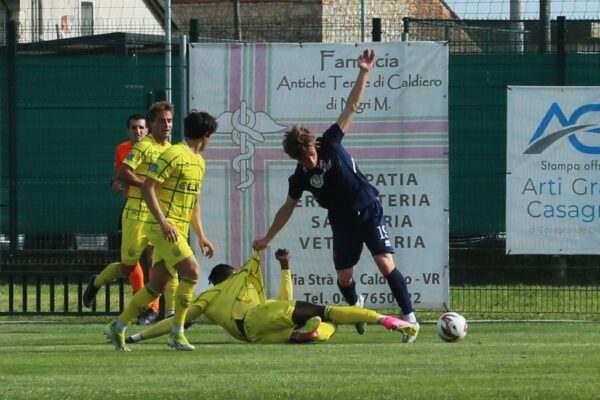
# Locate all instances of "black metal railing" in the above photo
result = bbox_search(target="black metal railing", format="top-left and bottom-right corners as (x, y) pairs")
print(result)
(0, 271), (126, 316)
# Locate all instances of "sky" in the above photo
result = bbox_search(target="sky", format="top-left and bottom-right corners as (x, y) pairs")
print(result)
(443, 0), (600, 20)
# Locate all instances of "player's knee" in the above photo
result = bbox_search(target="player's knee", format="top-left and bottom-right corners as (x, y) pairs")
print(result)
(337, 275), (353, 287)
(181, 267), (200, 281)
(373, 253), (395, 275)
(336, 269), (354, 287)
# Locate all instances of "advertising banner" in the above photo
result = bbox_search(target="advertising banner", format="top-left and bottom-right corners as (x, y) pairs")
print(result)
(189, 42), (449, 308)
(507, 86), (600, 254)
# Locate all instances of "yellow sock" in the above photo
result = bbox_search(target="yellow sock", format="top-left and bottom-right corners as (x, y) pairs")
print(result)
(119, 286), (160, 326)
(163, 274), (179, 315)
(94, 262), (123, 287)
(171, 277), (197, 331)
(324, 306), (380, 325)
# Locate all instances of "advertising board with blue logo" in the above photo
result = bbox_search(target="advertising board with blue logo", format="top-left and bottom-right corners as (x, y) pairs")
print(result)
(507, 86), (600, 254)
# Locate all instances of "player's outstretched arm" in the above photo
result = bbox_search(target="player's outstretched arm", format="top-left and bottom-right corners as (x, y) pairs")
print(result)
(253, 196), (299, 250)
(275, 248), (293, 301)
(336, 49), (375, 133)
(275, 248), (290, 270)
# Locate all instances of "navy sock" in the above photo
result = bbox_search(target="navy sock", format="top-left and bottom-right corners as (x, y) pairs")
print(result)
(385, 268), (413, 315)
(337, 280), (358, 305)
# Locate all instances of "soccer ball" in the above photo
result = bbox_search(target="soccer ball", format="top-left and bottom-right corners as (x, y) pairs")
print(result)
(437, 312), (468, 342)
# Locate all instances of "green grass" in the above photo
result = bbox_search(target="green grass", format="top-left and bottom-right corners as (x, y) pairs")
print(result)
(1, 321), (600, 399)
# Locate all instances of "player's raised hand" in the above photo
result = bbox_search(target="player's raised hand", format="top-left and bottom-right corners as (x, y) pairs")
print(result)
(275, 248), (290, 270)
(275, 248), (290, 262)
(358, 49), (375, 72)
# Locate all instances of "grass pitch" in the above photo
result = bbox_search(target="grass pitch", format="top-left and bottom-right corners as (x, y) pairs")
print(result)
(1, 321), (599, 399)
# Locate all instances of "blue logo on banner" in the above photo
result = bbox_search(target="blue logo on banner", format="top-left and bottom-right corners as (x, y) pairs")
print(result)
(524, 103), (600, 154)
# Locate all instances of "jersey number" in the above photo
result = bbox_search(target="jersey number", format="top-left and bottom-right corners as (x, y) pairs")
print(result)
(376, 225), (389, 240)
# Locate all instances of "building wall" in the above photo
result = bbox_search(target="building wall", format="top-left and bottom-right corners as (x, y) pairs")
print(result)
(17, 0), (164, 43)
(174, 0), (323, 42)
(321, 0), (409, 43)
(409, 0), (456, 19)
(174, 0), (456, 43)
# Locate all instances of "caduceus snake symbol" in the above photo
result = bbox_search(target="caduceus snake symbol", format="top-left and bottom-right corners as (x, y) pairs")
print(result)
(216, 101), (287, 192)
(231, 101), (265, 191)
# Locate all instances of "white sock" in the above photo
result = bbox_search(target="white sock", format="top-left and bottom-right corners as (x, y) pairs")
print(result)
(114, 319), (126, 332)
(130, 333), (143, 343)
(402, 312), (417, 324)
(353, 295), (364, 307)
(171, 326), (184, 334)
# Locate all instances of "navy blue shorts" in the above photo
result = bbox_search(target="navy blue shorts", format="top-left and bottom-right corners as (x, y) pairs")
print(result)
(329, 200), (395, 270)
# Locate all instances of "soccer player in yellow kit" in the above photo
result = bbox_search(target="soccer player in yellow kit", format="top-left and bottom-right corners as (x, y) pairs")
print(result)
(111, 114), (160, 324)
(83, 102), (173, 309)
(126, 249), (418, 345)
(104, 111), (217, 351)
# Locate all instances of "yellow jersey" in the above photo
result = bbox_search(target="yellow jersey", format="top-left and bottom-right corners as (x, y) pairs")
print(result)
(145, 142), (206, 234)
(122, 135), (171, 221)
(192, 252), (265, 341)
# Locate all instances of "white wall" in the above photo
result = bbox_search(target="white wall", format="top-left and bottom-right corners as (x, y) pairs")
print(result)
(18, 0), (164, 43)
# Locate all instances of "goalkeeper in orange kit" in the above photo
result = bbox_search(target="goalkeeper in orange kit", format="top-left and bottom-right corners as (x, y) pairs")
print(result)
(110, 114), (160, 324)
(83, 104), (173, 320)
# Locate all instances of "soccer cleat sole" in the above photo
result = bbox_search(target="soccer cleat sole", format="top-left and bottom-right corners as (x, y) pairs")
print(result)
(401, 322), (420, 344)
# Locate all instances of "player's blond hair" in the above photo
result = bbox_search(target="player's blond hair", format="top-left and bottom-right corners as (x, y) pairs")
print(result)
(147, 101), (174, 123)
(282, 125), (316, 160)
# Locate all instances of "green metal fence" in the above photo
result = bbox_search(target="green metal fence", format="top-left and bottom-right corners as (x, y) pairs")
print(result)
(1, 16), (600, 317)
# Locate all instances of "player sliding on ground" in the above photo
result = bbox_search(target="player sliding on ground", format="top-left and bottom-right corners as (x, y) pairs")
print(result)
(126, 249), (418, 345)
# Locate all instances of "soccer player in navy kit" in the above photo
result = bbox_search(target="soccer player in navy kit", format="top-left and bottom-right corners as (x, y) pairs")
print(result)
(253, 49), (419, 342)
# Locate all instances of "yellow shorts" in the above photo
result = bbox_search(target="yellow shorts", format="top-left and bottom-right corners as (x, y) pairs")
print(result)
(120, 217), (150, 265)
(143, 222), (193, 277)
(244, 300), (297, 344)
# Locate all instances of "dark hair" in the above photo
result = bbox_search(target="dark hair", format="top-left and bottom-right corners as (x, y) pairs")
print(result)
(127, 114), (146, 128)
(208, 264), (235, 285)
(184, 111), (218, 139)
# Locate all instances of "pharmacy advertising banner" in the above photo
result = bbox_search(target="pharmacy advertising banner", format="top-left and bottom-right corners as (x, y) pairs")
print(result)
(507, 86), (600, 254)
(189, 42), (449, 309)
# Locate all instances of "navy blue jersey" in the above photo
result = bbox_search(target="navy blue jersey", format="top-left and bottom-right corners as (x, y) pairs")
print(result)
(288, 124), (378, 216)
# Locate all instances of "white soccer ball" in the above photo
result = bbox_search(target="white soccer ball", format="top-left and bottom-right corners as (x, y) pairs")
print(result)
(437, 312), (468, 342)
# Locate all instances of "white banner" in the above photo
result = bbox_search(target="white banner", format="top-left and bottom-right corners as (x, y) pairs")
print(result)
(507, 86), (600, 254)
(189, 42), (449, 309)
